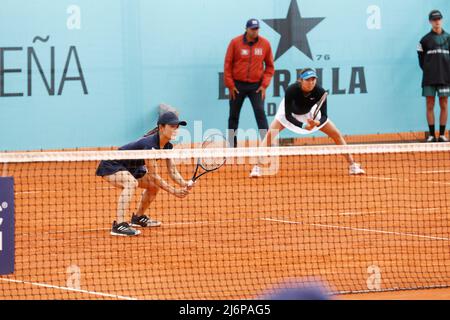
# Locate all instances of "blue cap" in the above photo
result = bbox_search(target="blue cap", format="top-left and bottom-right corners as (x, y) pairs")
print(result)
(266, 285), (330, 300)
(246, 19), (260, 29)
(299, 69), (318, 80)
(429, 10), (443, 20)
(259, 279), (331, 300)
(157, 111), (187, 126)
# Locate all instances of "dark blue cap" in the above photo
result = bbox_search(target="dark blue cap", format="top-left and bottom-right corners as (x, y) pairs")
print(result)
(299, 69), (318, 80)
(429, 10), (443, 20)
(246, 19), (260, 29)
(266, 286), (330, 300)
(157, 111), (187, 126)
(260, 279), (331, 300)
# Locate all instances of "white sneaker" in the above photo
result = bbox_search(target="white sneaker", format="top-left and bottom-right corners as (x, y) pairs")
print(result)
(249, 165), (262, 178)
(349, 163), (365, 175)
(438, 135), (449, 142)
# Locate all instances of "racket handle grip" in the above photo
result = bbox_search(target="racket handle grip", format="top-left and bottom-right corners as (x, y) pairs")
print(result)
(187, 180), (195, 187)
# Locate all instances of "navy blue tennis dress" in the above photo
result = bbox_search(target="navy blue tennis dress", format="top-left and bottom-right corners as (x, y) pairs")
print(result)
(96, 132), (173, 179)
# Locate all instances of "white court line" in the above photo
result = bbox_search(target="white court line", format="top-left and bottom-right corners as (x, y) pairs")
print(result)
(340, 208), (441, 215)
(365, 176), (395, 181)
(429, 181), (450, 186)
(16, 187), (114, 195)
(18, 222), (216, 237)
(18, 227), (110, 237)
(339, 211), (387, 216)
(417, 170), (450, 174)
(16, 222), (205, 237)
(165, 218), (257, 226)
(0, 277), (137, 300)
(337, 284), (450, 295)
(365, 175), (450, 186)
(410, 208), (439, 212)
(261, 218), (450, 241)
(16, 218), (257, 237)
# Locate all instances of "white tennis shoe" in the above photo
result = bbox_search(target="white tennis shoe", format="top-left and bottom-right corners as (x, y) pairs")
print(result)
(249, 165), (262, 178)
(349, 163), (365, 175)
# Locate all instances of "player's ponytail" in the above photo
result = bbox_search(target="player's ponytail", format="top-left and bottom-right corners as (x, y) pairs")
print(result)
(144, 126), (159, 137)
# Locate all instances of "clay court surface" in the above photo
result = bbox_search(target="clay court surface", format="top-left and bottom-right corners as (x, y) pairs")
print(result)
(0, 147), (449, 299)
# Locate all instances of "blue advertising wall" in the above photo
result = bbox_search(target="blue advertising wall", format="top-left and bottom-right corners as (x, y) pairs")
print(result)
(0, 0), (448, 151)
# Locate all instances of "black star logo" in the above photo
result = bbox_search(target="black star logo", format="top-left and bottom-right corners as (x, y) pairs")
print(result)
(263, 0), (325, 60)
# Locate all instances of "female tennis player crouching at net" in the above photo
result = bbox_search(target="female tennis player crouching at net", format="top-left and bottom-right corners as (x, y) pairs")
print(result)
(250, 68), (365, 177)
(96, 111), (193, 236)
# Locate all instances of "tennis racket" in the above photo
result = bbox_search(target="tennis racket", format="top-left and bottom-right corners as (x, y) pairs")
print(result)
(312, 91), (328, 121)
(187, 133), (229, 186)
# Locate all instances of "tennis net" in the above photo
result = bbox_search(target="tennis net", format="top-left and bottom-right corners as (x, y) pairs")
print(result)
(0, 143), (449, 299)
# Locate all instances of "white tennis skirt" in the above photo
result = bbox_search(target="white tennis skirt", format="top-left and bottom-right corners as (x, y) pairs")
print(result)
(275, 98), (329, 134)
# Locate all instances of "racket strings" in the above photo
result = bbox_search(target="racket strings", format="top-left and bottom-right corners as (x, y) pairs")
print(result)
(200, 135), (228, 170)
(313, 92), (328, 120)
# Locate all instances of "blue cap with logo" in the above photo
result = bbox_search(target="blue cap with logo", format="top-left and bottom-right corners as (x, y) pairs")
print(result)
(157, 111), (187, 126)
(429, 10), (443, 20)
(299, 69), (318, 80)
(246, 19), (260, 29)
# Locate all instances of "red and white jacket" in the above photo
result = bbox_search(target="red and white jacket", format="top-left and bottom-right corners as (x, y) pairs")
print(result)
(224, 34), (275, 90)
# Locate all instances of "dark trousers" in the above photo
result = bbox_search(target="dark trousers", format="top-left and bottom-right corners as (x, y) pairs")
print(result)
(228, 81), (269, 147)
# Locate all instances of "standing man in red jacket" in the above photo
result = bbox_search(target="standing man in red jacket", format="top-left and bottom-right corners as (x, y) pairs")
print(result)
(224, 18), (275, 147)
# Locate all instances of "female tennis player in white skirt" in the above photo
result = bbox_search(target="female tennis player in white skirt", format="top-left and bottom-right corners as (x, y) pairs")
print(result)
(250, 68), (365, 177)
